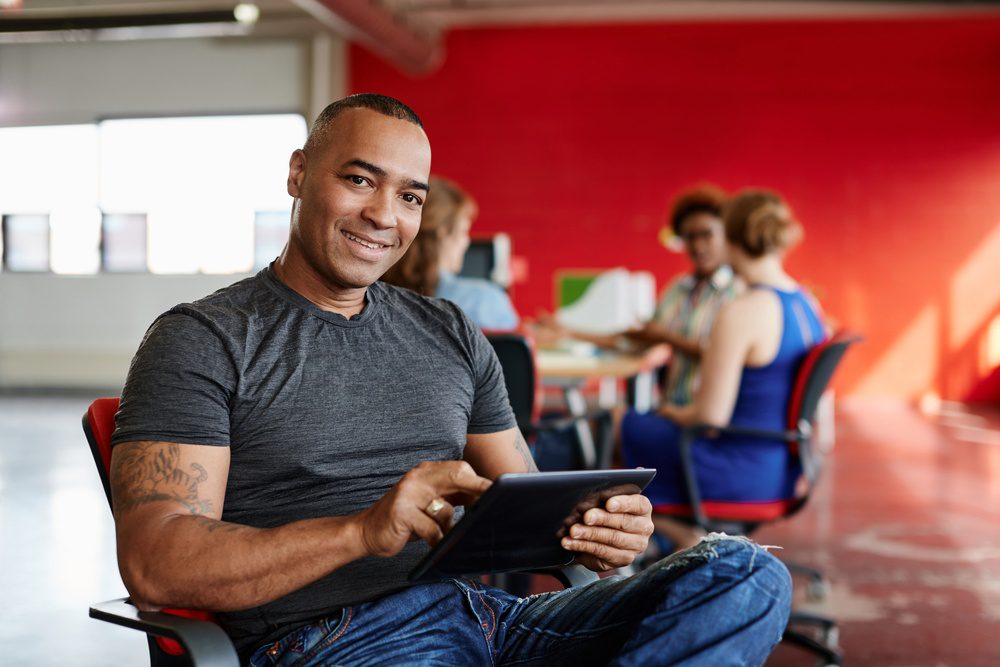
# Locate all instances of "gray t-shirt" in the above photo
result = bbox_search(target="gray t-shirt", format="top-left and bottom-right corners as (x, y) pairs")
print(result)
(112, 267), (516, 655)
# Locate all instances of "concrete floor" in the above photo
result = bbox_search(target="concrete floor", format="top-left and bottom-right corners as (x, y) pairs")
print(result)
(0, 394), (998, 666)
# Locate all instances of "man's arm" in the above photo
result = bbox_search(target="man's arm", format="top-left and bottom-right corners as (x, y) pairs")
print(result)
(463, 426), (538, 479)
(113, 441), (490, 612)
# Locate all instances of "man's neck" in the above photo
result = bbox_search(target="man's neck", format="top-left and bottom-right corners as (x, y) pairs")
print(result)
(273, 256), (368, 319)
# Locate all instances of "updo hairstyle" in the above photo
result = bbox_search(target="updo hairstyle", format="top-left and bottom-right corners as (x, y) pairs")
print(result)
(723, 189), (803, 258)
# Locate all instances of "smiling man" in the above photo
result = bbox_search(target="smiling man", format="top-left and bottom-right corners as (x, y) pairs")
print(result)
(109, 94), (791, 666)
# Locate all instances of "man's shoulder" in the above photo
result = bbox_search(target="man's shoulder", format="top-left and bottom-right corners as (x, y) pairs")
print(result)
(155, 271), (276, 338)
(379, 280), (467, 321)
(378, 281), (484, 347)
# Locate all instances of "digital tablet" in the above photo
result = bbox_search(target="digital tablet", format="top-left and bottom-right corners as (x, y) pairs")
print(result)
(408, 468), (656, 582)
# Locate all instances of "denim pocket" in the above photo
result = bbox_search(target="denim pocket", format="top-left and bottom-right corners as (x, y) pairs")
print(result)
(253, 608), (351, 667)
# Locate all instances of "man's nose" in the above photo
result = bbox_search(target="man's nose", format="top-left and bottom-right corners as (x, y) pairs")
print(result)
(362, 191), (397, 229)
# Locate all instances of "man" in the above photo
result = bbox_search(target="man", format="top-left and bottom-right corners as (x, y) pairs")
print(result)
(111, 94), (790, 665)
(638, 185), (742, 405)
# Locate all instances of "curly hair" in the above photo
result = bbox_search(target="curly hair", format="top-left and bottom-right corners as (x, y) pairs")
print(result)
(381, 176), (478, 296)
(669, 184), (727, 236)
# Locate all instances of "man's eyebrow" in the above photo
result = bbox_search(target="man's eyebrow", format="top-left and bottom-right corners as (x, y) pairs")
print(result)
(342, 159), (386, 177)
(343, 159), (428, 192)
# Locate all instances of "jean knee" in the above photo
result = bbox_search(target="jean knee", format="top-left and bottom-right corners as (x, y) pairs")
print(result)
(703, 535), (792, 622)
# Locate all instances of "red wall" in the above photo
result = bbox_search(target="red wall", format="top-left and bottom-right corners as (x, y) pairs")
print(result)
(350, 17), (1000, 400)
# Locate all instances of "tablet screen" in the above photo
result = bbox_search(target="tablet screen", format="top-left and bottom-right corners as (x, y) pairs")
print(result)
(409, 468), (656, 582)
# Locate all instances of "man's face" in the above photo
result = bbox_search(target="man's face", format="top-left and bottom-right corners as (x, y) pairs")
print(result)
(285, 108), (431, 292)
(679, 212), (726, 277)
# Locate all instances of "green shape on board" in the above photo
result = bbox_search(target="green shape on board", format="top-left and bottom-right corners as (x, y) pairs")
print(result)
(558, 273), (599, 307)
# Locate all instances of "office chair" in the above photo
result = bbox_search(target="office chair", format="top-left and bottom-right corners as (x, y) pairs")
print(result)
(485, 331), (613, 470)
(85, 397), (597, 666)
(651, 330), (861, 666)
(84, 397), (238, 667)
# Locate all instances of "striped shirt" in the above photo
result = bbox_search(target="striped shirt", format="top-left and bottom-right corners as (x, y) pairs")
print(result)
(655, 265), (741, 405)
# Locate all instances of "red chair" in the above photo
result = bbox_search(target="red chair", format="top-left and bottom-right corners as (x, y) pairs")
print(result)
(652, 330), (862, 666)
(85, 396), (598, 665)
(84, 397), (239, 667)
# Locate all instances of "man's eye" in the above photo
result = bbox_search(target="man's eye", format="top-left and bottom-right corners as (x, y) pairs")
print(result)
(402, 193), (423, 206)
(349, 175), (367, 186)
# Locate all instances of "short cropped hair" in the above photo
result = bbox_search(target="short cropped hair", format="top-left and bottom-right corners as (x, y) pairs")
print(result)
(669, 184), (727, 236)
(303, 93), (424, 153)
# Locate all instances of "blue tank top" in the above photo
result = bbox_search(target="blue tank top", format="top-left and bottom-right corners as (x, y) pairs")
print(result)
(729, 286), (826, 432)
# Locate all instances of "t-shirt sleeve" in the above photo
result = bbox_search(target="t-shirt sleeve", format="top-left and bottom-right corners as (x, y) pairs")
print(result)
(463, 316), (518, 435)
(112, 311), (238, 448)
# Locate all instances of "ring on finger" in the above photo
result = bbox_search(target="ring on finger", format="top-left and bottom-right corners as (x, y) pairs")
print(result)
(425, 497), (446, 517)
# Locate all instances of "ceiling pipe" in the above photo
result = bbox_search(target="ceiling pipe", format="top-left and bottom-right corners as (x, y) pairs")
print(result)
(289, 0), (442, 76)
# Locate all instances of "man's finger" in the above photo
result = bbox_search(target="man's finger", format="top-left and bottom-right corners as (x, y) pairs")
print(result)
(414, 460), (493, 497)
(583, 509), (654, 535)
(566, 525), (647, 553)
(422, 497), (455, 531)
(560, 537), (634, 566)
(410, 510), (445, 547)
(604, 494), (652, 515)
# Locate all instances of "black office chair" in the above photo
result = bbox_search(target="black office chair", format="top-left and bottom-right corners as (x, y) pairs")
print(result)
(485, 331), (613, 470)
(653, 330), (861, 666)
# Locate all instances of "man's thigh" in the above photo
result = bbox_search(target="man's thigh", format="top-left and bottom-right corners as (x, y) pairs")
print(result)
(493, 535), (790, 666)
(250, 581), (494, 667)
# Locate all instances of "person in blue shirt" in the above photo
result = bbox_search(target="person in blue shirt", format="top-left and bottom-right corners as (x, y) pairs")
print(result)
(382, 176), (519, 329)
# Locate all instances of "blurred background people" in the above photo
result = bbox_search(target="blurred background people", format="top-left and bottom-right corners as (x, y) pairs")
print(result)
(382, 176), (519, 329)
(536, 184), (740, 406)
(620, 189), (825, 551)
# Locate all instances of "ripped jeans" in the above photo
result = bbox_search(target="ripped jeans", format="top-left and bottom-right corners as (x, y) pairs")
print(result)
(249, 535), (791, 666)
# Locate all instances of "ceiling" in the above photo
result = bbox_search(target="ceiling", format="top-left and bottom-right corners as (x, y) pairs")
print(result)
(2, 0), (997, 73)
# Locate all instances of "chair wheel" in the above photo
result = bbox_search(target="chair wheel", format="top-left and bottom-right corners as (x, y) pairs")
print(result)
(806, 578), (829, 601)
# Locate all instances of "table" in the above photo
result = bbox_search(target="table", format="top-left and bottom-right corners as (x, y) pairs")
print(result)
(534, 343), (670, 468)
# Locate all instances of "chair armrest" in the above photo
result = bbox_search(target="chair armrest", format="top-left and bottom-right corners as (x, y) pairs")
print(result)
(90, 598), (239, 667)
(529, 563), (600, 588)
(685, 423), (800, 442)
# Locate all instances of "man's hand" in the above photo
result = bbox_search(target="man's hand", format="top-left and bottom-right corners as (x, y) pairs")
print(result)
(560, 493), (654, 572)
(355, 460), (492, 558)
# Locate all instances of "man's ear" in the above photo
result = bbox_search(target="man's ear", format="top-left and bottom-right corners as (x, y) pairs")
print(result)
(287, 149), (307, 197)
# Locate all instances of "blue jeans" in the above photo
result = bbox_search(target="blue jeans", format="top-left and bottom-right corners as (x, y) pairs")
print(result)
(249, 535), (791, 666)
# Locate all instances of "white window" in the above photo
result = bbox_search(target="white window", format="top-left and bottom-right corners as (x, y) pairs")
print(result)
(2, 214), (50, 272)
(0, 124), (99, 273)
(99, 114), (306, 274)
(101, 213), (147, 272)
(0, 114), (306, 274)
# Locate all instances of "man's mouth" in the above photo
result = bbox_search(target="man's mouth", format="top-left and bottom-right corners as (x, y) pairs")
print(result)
(343, 231), (390, 250)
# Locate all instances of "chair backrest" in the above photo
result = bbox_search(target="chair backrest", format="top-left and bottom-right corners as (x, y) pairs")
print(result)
(485, 331), (541, 435)
(83, 397), (121, 510)
(787, 330), (862, 433)
(84, 397), (216, 663)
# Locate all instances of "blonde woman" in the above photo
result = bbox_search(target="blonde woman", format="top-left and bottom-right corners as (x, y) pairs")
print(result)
(382, 176), (518, 329)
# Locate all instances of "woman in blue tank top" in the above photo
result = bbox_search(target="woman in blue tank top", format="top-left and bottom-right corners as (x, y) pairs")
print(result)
(620, 189), (826, 550)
